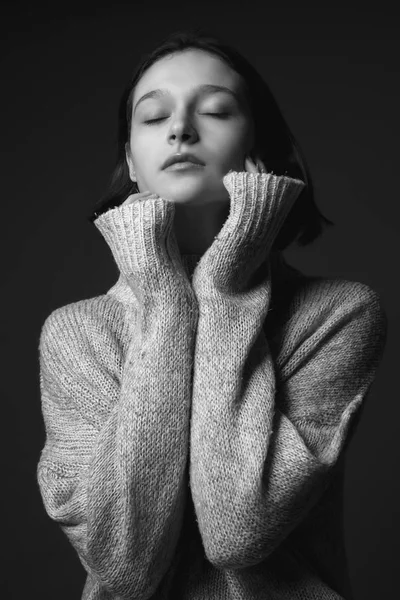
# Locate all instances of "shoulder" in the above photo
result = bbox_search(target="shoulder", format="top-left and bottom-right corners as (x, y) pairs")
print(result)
(286, 274), (387, 328)
(39, 294), (132, 428)
(41, 292), (129, 339)
(271, 274), (388, 373)
(301, 276), (387, 354)
(304, 276), (386, 332)
(39, 293), (132, 375)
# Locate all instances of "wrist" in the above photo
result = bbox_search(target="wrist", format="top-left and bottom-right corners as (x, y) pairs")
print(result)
(192, 171), (304, 293)
(94, 197), (175, 276)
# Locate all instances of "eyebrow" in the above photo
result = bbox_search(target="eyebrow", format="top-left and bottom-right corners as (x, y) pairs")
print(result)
(133, 84), (240, 115)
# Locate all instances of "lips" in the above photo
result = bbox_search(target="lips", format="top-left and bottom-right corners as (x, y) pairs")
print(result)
(162, 153), (205, 169)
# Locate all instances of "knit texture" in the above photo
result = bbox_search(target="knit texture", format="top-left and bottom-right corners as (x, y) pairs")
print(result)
(37, 171), (388, 600)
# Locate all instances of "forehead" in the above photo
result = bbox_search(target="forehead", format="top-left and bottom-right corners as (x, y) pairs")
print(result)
(132, 49), (244, 101)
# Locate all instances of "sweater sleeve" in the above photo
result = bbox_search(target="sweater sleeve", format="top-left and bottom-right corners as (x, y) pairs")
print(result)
(36, 197), (198, 599)
(189, 171), (388, 570)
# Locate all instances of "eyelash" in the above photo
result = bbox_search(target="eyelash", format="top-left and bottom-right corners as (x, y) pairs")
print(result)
(143, 113), (230, 124)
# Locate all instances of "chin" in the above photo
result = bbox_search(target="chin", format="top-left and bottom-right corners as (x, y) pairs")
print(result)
(162, 174), (229, 205)
(160, 180), (213, 205)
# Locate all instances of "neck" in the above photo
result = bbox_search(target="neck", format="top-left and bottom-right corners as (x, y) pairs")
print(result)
(173, 199), (230, 256)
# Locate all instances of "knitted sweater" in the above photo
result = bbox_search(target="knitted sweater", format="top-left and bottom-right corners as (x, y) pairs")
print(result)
(37, 171), (387, 600)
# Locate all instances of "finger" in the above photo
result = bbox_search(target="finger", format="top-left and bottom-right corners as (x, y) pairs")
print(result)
(244, 156), (258, 174)
(122, 191), (153, 206)
(256, 158), (267, 173)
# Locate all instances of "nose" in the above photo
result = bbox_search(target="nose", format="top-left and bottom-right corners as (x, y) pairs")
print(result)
(168, 112), (199, 145)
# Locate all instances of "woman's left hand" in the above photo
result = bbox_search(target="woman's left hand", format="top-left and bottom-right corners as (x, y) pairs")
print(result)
(244, 155), (268, 174)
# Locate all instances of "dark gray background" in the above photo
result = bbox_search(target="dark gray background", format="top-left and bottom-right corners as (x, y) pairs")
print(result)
(2, 1), (397, 598)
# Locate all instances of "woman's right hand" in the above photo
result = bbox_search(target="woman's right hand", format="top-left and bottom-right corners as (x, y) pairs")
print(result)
(121, 190), (158, 206)
(94, 189), (196, 308)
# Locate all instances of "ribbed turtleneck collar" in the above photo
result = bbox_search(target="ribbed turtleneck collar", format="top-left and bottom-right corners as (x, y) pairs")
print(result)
(181, 253), (202, 281)
(181, 251), (291, 280)
(105, 250), (300, 307)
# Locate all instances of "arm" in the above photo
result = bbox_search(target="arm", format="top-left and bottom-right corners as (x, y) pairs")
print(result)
(37, 196), (198, 599)
(189, 170), (387, 570)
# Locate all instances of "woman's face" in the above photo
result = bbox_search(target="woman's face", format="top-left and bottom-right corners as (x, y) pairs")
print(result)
(126, 49), (255, 206)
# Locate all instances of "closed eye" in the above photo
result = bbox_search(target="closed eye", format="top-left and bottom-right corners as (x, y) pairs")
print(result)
(203, 113), (230, 118)
(143, 117), (167, 124)
(143, 113), (230, 125)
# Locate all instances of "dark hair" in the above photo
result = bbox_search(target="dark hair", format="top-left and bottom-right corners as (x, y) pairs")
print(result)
(87, 28), (334, 251)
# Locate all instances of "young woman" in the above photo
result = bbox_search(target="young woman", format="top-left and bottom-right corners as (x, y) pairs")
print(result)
(37, 29), (387, 600)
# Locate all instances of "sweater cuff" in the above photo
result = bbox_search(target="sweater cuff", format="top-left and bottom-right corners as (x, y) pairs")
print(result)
(93, 198), (175, 278)
(221, 171), (305, 251)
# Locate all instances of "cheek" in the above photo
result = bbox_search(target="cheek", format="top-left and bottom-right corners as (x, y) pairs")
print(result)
(130, 135), (158, 176)
(213, 132), (249, 172)
(215, 122), (251, 159)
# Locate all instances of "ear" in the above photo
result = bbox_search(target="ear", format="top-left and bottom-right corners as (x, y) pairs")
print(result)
(125, 143), (136, 182)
